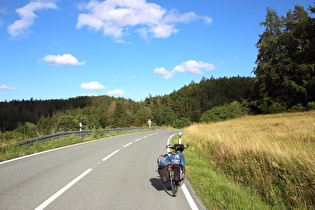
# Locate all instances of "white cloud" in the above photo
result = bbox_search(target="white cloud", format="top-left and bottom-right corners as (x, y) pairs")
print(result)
(203, 16), (213, 24)
(82, 94), (98, 97)
(153, 67), (177, 79)
(7, 0), (57, 37)
(154, 60), (215, 79)
(174, 60), (215, 74)
(43, 54), (86, 66)
(137, 28), (148, 40)
(116, 39), (125, 43)
(81, 82), (107, 90)
(107, 89), (124, 96)
(163, 12), (197, 23)
(76, 0), (211, 40)
(0, 85), (16, 90)
(150, 23), (177, 38)
(115, 39), (130, 44)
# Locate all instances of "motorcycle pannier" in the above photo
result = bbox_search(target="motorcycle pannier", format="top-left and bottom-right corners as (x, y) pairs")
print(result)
(158, 166), (169, 183)
(173, 165), (181, 182)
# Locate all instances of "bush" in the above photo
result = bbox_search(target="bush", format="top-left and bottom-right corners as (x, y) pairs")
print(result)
(55, 115), (79, 132)
(258, 99), (287, 114)
(17, 122), (38, 138)
(173, 117), (192, 128)
(307, 102), (315, 110)
(200, 101), (248, 123)
(289, 103), (305, 112)
(0, 131), (25, 145)
(173, 119), (184, 128)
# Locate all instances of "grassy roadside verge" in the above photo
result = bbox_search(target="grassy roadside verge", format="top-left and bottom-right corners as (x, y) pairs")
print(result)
(172, 135), (268, 209)
(179, 111), (314, 209)
(0, 128), (159, 162)
(185, 149), (268, 209)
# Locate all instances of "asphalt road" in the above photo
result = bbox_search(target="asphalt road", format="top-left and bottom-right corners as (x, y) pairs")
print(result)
(0, 130), (205, 210)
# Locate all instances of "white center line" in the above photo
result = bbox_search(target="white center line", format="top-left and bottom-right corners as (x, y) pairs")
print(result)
(135, 138), (142, 142)
(123, 142), (133, 148)
(102, 150), (120, 161)
(35, 168), (93, 210)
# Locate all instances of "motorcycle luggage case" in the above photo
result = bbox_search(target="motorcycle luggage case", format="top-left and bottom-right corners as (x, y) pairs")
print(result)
(158, 166), (169, 183)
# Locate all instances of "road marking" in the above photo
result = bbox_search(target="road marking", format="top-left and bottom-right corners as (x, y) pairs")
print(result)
(182, 184), (199, 210)
(35, 168), (93, 210)
(143, 135), (148, 138)
(166, 133), (176, 153)
(166, 132), (198, 209)
(102, 150), (120, 161)
(123, 142), (133, 148)
(0, 136), (118, 165)
(135, 138), (142, 142)
(0, 144), (81, 165)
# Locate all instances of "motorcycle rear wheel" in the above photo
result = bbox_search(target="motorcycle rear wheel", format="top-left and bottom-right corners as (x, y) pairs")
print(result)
(170, 174), (178, 196)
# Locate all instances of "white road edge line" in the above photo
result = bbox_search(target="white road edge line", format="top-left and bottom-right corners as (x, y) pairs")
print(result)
(35, 168), (93, 210)
(0, 136), (117, 165)
(182, 184), (199, 210)
(0, 143), (84, 165)
(123, 142), (133, 148)
(167, 132), (198, 210)
(166, 133), (176, 153)
(102, 150), (120, 161)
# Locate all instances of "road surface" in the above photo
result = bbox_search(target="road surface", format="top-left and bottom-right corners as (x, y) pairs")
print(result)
(0, 130), (205, 210)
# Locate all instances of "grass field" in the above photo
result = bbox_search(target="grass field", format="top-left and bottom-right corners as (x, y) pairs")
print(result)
(182, 111), (315, 209)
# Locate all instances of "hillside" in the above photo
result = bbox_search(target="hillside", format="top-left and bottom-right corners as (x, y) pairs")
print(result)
(0, 76), (252, 134)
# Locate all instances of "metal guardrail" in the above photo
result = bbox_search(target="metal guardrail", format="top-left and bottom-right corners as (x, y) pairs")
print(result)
(0, 127), (161, 151)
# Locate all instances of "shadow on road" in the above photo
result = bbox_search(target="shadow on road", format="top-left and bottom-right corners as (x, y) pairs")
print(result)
(149, 178), (164, 191)
(149, 177), (174, 197)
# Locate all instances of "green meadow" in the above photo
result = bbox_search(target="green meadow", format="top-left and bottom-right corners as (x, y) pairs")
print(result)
(182, 111), (314, 209)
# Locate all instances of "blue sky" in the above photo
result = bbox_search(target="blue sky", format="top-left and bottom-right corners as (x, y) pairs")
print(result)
(0, 0), (313, 102)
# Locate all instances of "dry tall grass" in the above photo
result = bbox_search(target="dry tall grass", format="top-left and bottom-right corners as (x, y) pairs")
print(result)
(183, 111), (315, 208)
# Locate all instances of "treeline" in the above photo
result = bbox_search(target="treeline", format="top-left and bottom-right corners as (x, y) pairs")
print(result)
(0, 76), (252, 136)
(1, 4), (314, 141)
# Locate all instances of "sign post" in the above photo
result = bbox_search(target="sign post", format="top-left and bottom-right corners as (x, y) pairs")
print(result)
(179, 132), (182, 144)
(148, 119), (152, 128)
(79, 123), (82, 131)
